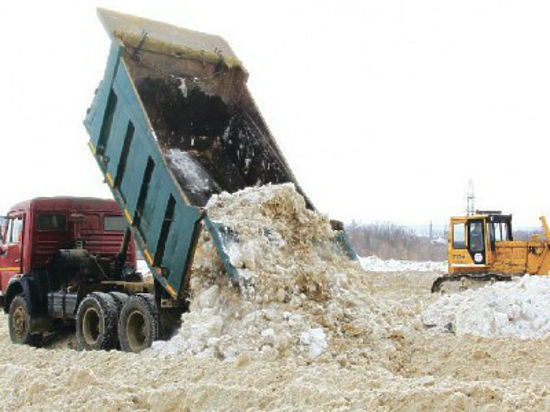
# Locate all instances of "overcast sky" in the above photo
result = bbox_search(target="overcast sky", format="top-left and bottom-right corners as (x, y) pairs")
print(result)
(1, 0), (549, 227)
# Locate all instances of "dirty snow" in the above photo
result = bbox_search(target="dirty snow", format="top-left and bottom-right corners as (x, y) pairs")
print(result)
(422, 275), (550, 339)
(360, 255), (447, 272)
(1, 270), (549, 411)
(150, 183), (364, 361)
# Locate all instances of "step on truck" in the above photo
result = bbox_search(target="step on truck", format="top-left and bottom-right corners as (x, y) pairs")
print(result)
(2, 9), (357, 352)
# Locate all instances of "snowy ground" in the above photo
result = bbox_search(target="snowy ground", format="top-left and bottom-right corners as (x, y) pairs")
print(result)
(0, 270), (548, 411)
(359, 255), (447, 273)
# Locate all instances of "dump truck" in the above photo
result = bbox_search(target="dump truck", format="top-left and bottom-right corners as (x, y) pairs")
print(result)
(431, 211), (550, 292)
(1, 9), (356, 352)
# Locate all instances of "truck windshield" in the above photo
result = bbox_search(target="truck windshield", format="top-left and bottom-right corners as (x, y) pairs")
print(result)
(37, 213), (67, 231)
(104, 216), (125, 231)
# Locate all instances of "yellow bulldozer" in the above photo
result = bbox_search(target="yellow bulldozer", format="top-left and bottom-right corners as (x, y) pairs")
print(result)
(431, 211), (550, 292)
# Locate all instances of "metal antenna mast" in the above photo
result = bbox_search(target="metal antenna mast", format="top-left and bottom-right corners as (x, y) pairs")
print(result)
(467, 179), (475, 216)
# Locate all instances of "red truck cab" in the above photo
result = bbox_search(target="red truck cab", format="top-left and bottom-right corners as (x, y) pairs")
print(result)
(0, 197), (136, 296)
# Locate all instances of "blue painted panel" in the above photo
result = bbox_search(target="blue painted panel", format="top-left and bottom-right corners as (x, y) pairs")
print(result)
(111, 59), (153, 143)
(118, 132), (149, 216)
(333, 232), (358, 261)
(102, 104), (127, 179)
(160, 199), (185, 270)
(203, 217), (240, 284)
(138, 165), (162, 245)
(84, 42), (122, 146)
(146, 186), (172, 258)
(164, 203), (202, 292)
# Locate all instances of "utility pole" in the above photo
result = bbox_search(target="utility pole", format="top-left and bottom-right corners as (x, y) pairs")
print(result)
(467, 179), (475, 216)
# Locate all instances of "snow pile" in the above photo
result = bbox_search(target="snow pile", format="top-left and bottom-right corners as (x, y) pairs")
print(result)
(360, 255), (446, 273)
(422, 275), (550, 339)
(150, 183), (400, 362)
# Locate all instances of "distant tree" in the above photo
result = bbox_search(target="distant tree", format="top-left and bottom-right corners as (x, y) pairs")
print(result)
(345, 221), (446, 261)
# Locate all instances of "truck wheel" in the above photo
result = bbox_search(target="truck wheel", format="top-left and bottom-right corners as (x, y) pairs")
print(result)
(118, 294), (158, 352)
(108, 292), (129, 313)
(76, 292), (118, 350)
(107, 292), (129, 349)
(8, 295), (40, 346)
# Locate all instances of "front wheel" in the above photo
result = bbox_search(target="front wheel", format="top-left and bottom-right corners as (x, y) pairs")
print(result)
(118, 294), (158, 353)
(8, 295), (40, 346)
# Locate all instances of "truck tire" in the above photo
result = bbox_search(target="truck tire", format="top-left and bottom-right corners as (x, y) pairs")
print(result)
(8, 295), (40, 346)
(118, 294), (158, 352)
(76, 292), (118, 351)
(108, 292), (129, 314)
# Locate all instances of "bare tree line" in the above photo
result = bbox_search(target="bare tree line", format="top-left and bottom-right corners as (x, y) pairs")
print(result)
(345, 221), (447, 261)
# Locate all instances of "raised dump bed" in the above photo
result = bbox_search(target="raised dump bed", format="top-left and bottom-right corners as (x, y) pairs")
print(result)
(85, 9), (356, 305)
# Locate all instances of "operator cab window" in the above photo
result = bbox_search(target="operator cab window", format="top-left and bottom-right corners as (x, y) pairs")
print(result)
(500, 222), (510, 241)
(104, 216), (125, 231)
(453, 223), (466, 249)
(491, 222), (511, 243)
(469, 221), (485, 252)
(37, 213), (67, 231)
(492, 223), (502, 242)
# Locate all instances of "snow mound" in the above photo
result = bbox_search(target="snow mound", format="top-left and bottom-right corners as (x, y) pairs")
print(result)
(360, 255), (446, 273)
(149, 183), (400, 362)
(422, 275), (550, 339)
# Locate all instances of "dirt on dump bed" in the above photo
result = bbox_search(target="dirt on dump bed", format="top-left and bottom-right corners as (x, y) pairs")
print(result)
(0, 184), (548, 411)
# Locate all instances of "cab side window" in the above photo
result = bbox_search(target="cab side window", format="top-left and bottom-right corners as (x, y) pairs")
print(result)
(7, 218), (23, 244)
(37, 213), (67, 231)
(500, 222), (510, 241)
(453, 223), (466, 249)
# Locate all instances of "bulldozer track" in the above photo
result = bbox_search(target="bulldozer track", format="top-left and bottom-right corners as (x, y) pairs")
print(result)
(431, 273), (514, 293)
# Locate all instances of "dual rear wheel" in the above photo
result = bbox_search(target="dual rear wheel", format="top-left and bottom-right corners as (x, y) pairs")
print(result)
(76, 292), (118, 350)
(8, 291), (177, 352)
(76, 292), (160, 352)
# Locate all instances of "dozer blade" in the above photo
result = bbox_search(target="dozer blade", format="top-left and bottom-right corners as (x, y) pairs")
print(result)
(431, 273), (514, 294)
(98, 8), (314, 209)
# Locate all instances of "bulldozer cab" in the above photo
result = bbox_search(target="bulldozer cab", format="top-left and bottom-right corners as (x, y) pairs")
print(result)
(448, 212), (512, 274)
